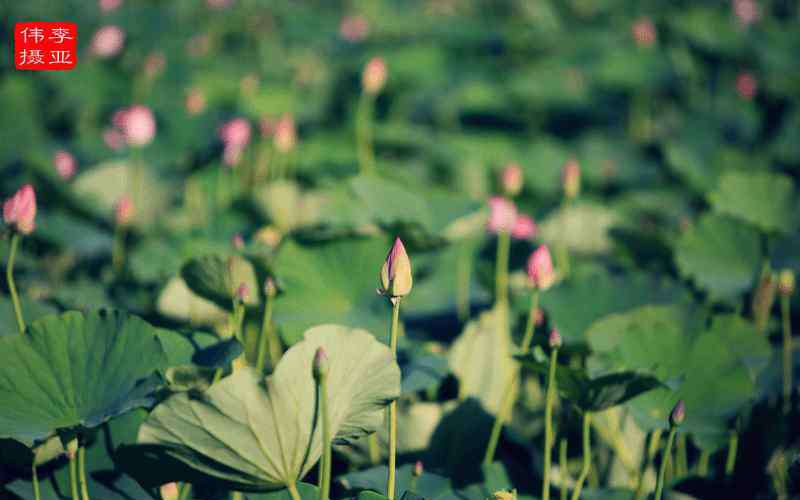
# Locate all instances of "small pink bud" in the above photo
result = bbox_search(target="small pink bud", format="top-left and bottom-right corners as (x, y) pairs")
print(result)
(413, 460), (424, 477)
(562, 158), (581, 200)
(379, 237), (413, 298)
(548, 329), (562, 349)
(236, 283), (249, 302)
(736, 72), (757, 100)
(778, 269), (795, 297)
(511, 214), (536, 240)
(185, 88), (206, 115)
(670, 400), (685, 426)
(313, 347), (329, 379)
(733, 0), (760, 26)
(362, 57), (387, 95)
(90, 25), (125, 58)
(527, 245), (556, 291)
(53, 150), (77, 180)
(99, 0), (123, 13)
(264, 276), (277, 298)
(3, 184), (37, 235)
(486, 197), (518, 234)
(631, 17), (656, 47)
(340, 15), (369, 42)
(231, 233), (245, 250)
(115, 105), (156, 147)
(500, 162), (523, 197)
(219, 118), (252, 149)
(160, 482), (179, 500)
(114, 196), (134, 226)
(273, 114), (297, 153)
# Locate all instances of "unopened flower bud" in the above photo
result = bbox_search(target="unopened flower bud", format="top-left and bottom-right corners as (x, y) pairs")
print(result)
(527, 245), (556, 291)
(670, 400), (685, 426)
(273, 114), (297, 153)
(379, 237), (413, 298)
(232, 233), (245, 250)
(500, 163), (523, 197)
(313, 347), (329, 380)
(114, 195), (134, 226)
(486, 196), (517, 234)
(90, 25), (125, 58)
(362, 57), (387, 95)
(548, 329), (562, 349)
(562, 158), (581, 200)
(778, 269), (795, 297)
(511, 214), (536, 240)
(736, 72), (757, 100)
(264, 277), (277, 298)
(160, 482), (179, 500)
(54, 150), (77, 180)
(413, 460), (424, 477)
(236, 283), (249, 302)
(3, 184), (37, 235)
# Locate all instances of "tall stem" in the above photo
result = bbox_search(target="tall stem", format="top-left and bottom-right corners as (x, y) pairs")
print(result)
(782, 295), (793, 414)
(654, 427), (677, 500)
(32, 462), (41, 500)
(112, 227), (126, 276)
(559, 438), (568, 500)
(78, 445), (90, 500)
(483, 290), (539, 465)
(178, 483), (192, 500)
(386, 300), (401, 500)
(69, 454), (79, 500)
(570, 412), (592, 500)
(318, 371), (331, 500)
(634, 429), (662, 500)
(675, 433), (688, 477)
(542, 347), (559, 500)
(725, 431), (738, 476)
(232, 492), (243, 500)
(287, 482), (301, 500)
(6, 233), (25, 335)
(494, 232), (511, 308)
(256, 290), (275, 374)
(697, 450), (710, 476)
(356, 93), (375, 175)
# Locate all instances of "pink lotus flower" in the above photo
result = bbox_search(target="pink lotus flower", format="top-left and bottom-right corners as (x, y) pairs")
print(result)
(511, 214), (536, 240)
(114, 195), (134, 226)
(362, 57), (387, 95)
(112, 105), (156, 147)
(53, 150), (77, 180)
(548, 329), (562, 349)
(379, 237), (413, 298)
(527, 245), (556, 291)
(733, 0), (759, 26)
(562, 158), (581, 200)
(500, 162), (523, 196)
(487, 197), (518, 234)
(3, 184), (37, 235)
(273, 114), (297, 153)
(90, 25), (125, 58)
(185, 88), (206, 115)
(99, 0), (123, 13)
(340, 15), (369, 42)
(736, 72), (757, 100)
(631, 17), (656, 47)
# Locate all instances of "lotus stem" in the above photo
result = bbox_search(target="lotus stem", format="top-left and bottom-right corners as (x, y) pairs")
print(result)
(69, 452), (79, 500)
(725, 431), (738, 476)
(6, 233), (25, 335)
(32, 462), (41, 500)
(483, 290), (539, 465)
(494, 232), (511, 308)
(78, 445), (90, 500)
(782, 295), (793, 414)
(368, 435), (380, 464)
(178, 483), (192, 500)
(287, 482), (302, 500)
(654, 426), (677, 500)
(697, 450), (710, 476)
(676, 433), (688, 477)
(559, 438), (568, 500)
(634, 429), (662, 500)
(232, 492), (243, 500)
(386, 299), (401, 500)
(112, 226), (126, 276)
(356, 92), (376, 175)
(317, 365), (331, 500)
(542, 346), (559, 500)
(256, 287), (276, 374)
(456, 244), (472, 322)
(570, 412), (592, 500)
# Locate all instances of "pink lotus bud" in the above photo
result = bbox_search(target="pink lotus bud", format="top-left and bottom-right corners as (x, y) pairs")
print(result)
(90, 25), (125, 58)
(114, 195), (134, 226)
(273, 114), (297, 153)
(53, 150), (77, 180)
(527, 245), (556, 291)
(340, 15), (369, 42)
(185, 88), (206, 115)
(511, 214), (536, 240)
(733, 0), (759, 26)
(160, 482), (179, 500)
(103, 128), (125, 151)
(736, 72), (757, 100)
(548, 329), (562, 349)
(379, 237), (413, 298)
(313, 347), (329, 379)
(561, 158), (581, 200)
(631, 17), (656, 47)
(219, 118), (252, 149)
(236, 283), (249, 302)
(144, 51), (166, 80)
(231, 233), (245, 250)
(413, 460), (424, 477)
(3, 184), (37, 235)
(778, 269), (795, 297)
(264, 276), (277, 298)
(115, 105), (156, 147)
(500, 163), (523, 197)
(486, 196), (518, 234)
(669, 400), (685, 426)
(362, 57), (387, 95)
(99, 0), (123, 13)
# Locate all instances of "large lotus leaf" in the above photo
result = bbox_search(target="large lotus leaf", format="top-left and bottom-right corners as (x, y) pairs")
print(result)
(587, 307), (770, 450)
(0, 297), (58, 338)
(448, 308), (515, 413)
(34, 211), (113, 258)
(0, 310), (168, 446)
(137, 325), (400, 491)
(674, 214), (761, 301)
(708, 170), (796, 234)
(273, 238), (390, 345)
(538, 202), (619, 254)
(71, 160), (171, 229)
(181, 254), (260, 309)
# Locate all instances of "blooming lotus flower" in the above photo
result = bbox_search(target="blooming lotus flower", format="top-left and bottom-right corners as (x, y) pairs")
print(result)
(99, 0), (123, 13)
(631, 17), (656, 47)
(548, 329), (562, 349)
(113, 105), (156, 147)
(3, 184), (37, 235)
(379, 237), (413, 298)
(669, 400), (686, 426)
(114, 195), (134, 226)
(340, 15), (369, 42)
(562, 158), (581, 200)
(486, 197), (518, 234)
(527, 245), (556, 291)
(53, 150), (77, 180)
(273, 114), (297, 153)
(511, 214), (536, 240)
(313, 347), (329, 379)
(90, 25), (125, 58)
(736, 72), (757, 100)
(160, 483), (179, 500)
(362, 57), (387, 95)
(500, 162), (523, 197)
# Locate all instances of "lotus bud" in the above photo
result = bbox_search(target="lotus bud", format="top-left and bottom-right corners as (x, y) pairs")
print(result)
(631, 17), (656, 48)
(548, 329), (562, 349)
(90, 25), (125, 58)
(527, 245), (556, 291)
(486, 196), (518, 234)
(160, 482), (179, 500)
(185, 87), (206, 115)
(778, 269), (795, 297)
(236, 283), (249, 303)
(313, 347), (329, 380)
(114, 195), (134, 227)
(751, 270), (776, 334)
(340, 15), (369, 42)
(669, 400), (685, 426)
(413, 460), (424, 477)
(736, 72), (757, 100)
(3, 184), (37, 235)
(53, 150), (77, 180)
(511, 214), (536, 240)
(114, 105), (156, 147)
(264, 276), (277, 298)
(362, 57), (387, 95)
(561, 158), (581, 200)
(273, 113), (297, 153)
(500, 163), (523, 197)
(379, 237), (413, 298)
(232, 233), (245, 250)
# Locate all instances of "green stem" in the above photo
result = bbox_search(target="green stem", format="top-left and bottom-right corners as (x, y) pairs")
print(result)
(520, 290), (540, 353)
(725, 431), (738, 476)
(387, 300), (400, 500)
(368, 434), (381, 464)
(494, 232), (511, 308)
(287, 482), (301, 500)
(78, 446), (90, 500)
(356, 93), (375, 175)
(782, 295), (793, 414)
(654, 427), (677, 500)
(559, 438), (568, 500)
(112, 227), (126, 276)
(69, 454), (79, 500)
(232, 492), (243, 500)
(318, 372), (331, 500)
(456, 244), (472, 322)
(676, 433), (688, 478)
(178, 483), (192, 500)
(634, 429), (662, 500)
(6, 233), (25, 335)
(570, 412), (592, 500)
(256, 290), (275, 374)
(697, 450), (710, 477)
(542, 347), (559, 500)
(32, 462), (41, 500)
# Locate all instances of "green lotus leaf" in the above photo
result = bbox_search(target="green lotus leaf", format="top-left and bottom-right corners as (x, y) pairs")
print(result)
(538, 202), (620, 254)
(181, 254), (260, 309)
(708, 170), (796, 234)
(137, 324), (400, 491)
